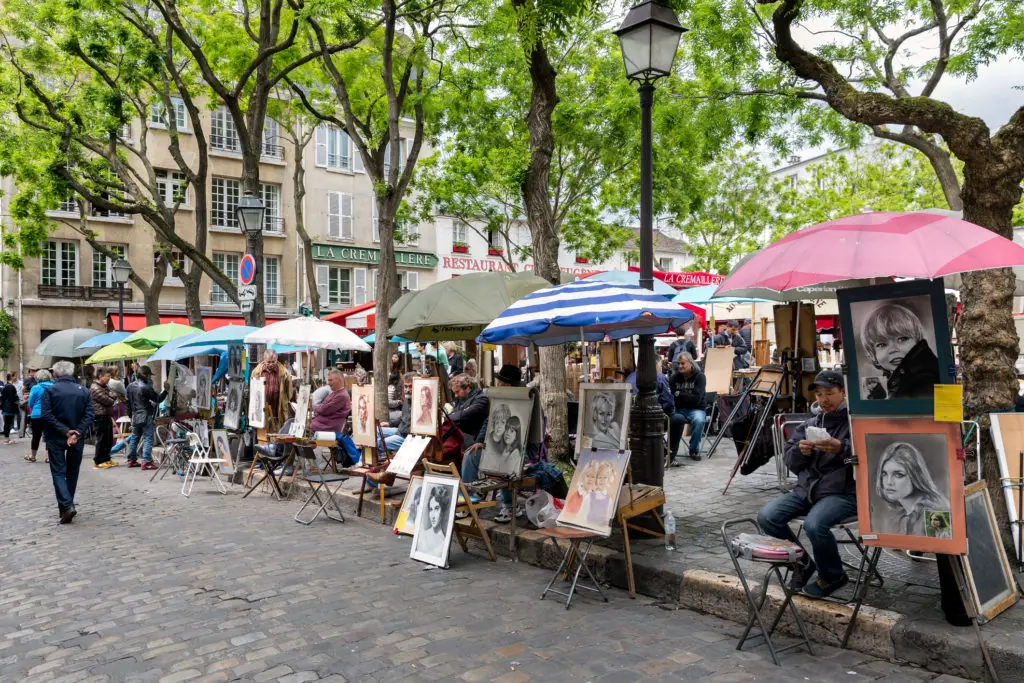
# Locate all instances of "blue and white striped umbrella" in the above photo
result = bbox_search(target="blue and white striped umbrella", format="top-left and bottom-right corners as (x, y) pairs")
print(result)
(478, 280), (694, 347)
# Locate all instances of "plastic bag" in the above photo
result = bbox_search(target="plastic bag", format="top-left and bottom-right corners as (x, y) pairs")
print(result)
(524, 490), (563, 529)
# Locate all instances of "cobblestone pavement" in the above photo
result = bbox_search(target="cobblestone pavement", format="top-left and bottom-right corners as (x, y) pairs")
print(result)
(0, 443), (966, 683)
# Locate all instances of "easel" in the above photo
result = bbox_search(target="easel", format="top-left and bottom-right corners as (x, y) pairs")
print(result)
(466, 474), (537, 562)
(616, 465), (667, 598)
(347, 423), (392, 524)
(721, 366), (787, 494)
(422, 459), (497, 561)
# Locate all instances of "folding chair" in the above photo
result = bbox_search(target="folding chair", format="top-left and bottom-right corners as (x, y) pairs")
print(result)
(700, 391), (718, 451)
(181, 431), (227, 497)
(243, 441), (292, 500)
(293, 445), (348, 525)
(151, 422), (190, 482)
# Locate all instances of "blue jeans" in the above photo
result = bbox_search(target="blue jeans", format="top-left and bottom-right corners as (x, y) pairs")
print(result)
(669, 408), (706, 456)
(757, 491), (858, 584)
(127, 421), (155, 463)
(46, 437), (84, 512)
(376, 427), (405, 454)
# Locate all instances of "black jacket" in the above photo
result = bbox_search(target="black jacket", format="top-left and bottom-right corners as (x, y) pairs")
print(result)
(127, 378), (167, 426)
(449, 352), (465, 375)
(670, 367), (706, 411)
(712, 331), (749, 370)
(398, 394), (412, 437)
(40, 377), (94, 440)
(449, 386), (489, 437)
(885, 340), (939, 399)
(668, 339), (697, 363)
(1, 383), (19, 414)
(784, 404), (855, 504)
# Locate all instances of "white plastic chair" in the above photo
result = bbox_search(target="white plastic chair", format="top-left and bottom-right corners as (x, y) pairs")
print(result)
(181, 431), (227, 497)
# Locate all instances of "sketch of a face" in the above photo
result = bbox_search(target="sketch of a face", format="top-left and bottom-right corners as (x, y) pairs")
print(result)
(428, 495), (441, 530)
(357, 396), (368, 429)
(503, 426), (516, 448)
(881, 459), (913, 504)
(596, 464), (612, 493)
(873, 334), (916, 373)
(228, 389), (239, 412)
(583, 467), (598, 492)
(593, 394), (615, 432)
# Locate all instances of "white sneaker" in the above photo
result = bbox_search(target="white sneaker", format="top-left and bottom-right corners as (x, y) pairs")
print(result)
(494, 505), (513, 523)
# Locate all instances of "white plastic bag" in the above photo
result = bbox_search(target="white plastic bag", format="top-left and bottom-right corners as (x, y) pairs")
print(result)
(525, 490), (559, 529)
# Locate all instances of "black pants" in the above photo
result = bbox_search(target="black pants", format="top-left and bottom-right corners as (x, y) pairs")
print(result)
(2, 413), (14, 438)
(93, 418), (113, 465)
(30, 417), (44, 452)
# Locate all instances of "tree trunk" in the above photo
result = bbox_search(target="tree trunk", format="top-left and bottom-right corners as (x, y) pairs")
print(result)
(958, 165), (1021, 549)
(292, 143), (320, 316)
(181, 270), (205, 330)
(373, 202), (401, 420)
(518, 25), (569, 461)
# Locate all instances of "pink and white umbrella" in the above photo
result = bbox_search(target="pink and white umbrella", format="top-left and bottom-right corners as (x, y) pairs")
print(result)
(716, 212), (1024, 295)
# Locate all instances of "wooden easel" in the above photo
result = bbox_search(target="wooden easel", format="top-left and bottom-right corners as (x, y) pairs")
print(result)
(347, 424), (392, 523)
(421, 459), (497, 562)
(616, 465), (666, 598)
(467, 474), (537, 562)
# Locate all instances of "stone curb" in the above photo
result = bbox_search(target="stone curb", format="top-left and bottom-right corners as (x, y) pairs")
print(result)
(319, 486), (1006, 680)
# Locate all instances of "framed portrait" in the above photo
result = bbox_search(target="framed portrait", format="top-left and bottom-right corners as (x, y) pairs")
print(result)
(248, 377), (266, 429)
(410, 474), (459, 568)
(290, 384), (311, 438)
(576, 383), (631, 455)
(196, 366), (212, 413)
(838, 279), (953, 415)
(228, 345), (243, 378)
(394, 476), (424, 536)
(387, 434), (430, 478)
(851, 417), (965, 554)
(411, 377), (439, 436)
(212, 429), (233, 475)
(224, 379), (243, 431)
(351, 384), (376, 447)
(479, 387), (538, 478)
(557, 448), (631, 537)
(961, 480), (1019, 623)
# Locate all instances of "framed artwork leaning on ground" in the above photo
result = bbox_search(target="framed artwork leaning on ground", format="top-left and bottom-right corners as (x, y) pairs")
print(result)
(410, 474), (459, 567)
(961, 480), (1019, 623)
(838, 279), (953, 415)
(576, 383), (631, 455)
(851, 417), (965, 554)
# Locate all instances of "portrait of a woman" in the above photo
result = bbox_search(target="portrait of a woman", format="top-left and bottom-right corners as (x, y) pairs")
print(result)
(414, 484), (453, 562)
(872, 440), (950, 537)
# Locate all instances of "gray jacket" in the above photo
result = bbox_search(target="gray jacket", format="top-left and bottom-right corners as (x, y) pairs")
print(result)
(783, 404), (855, 504)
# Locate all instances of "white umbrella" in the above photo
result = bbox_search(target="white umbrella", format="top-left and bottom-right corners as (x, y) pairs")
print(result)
(244, 317), (372, 352)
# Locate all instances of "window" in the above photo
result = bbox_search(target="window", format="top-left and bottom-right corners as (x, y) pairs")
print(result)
(658, 257), (673, 271)
(54, 197), (78, 214)
(260, 183), (282, 233)
(316, 265), (351, 307)
(452, 222), (468, 245)
(211, 106), (240, 153)
(315, 125), (353, 170)
(212, 252), (240, 302)
(42, 241), (78, 286)
(264, 256), (279, 304)
(372, 203), (379, 243)
(400, 271), (419, 292)
(156, 170), (188, 207)
(262, 118), (283, 160)
(149, 98), (187, 130)
(406, 222), (420, 246)
(327, 192), (353, 239)
(92, 245), (126, 289)
(90, 192), (127, 219)
(786, 173), (798, 189)
(211, 177), (240, 228)
(383, 138), (407, 178)
(155, 250), (187, 284)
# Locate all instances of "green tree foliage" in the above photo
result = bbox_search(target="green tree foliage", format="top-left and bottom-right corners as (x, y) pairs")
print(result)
(0, 310), (16, 361)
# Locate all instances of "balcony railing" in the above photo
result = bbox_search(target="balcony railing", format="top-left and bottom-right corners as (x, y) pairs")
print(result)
(38, 285), (134, 301)
(211, 133), (240, 153)
(212, 290), (285, 307)
(261, 141), (284, 160)
(263, 216), (284, 234)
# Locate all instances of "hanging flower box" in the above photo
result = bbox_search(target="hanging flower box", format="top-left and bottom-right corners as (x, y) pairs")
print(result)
(452, 242), (469, 254)
(575, 256), (589, 264)
(487, 246), (503, 256)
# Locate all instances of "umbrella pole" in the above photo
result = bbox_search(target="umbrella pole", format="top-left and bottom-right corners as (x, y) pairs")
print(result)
(792, 301), (801, 406)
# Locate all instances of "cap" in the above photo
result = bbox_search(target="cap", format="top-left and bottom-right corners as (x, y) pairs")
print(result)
(495, 364), (522, 386)
(810, 369), (844, 391)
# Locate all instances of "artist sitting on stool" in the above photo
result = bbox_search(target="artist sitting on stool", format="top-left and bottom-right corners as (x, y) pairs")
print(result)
(756, 369), (856, 599)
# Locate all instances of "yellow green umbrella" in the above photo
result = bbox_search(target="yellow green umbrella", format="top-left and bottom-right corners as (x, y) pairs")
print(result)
(85, 342), (153, 364)
(124, 323), (203, 350)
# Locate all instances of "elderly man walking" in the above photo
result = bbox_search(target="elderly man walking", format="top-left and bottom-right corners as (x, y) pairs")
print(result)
(40, 361), (94, 523)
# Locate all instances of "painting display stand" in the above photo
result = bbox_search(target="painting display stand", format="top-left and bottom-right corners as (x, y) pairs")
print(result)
(346, 425), (392, 524)
(422, 459), (497, 562)
(538, 526), (609, 610)
(616, 482), (666, 598)
(467, 475), (537, 562)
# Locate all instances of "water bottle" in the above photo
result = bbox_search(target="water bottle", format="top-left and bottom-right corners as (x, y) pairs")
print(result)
(664, 510), (677, 551)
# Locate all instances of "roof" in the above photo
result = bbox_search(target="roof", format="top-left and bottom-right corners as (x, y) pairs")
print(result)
(624, 228), (689, 255)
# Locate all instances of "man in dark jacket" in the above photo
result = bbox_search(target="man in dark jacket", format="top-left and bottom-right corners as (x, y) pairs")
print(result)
(449, 374), (489, 446)
(89, 367), (118, 469)
(711, 320), (749, 370)
(668, 329), (698, 364)
(126, 365), (167, 470)
(756, 370), (856, 599)
(668, 353), (707, 463)
(40, 361), (94, 523)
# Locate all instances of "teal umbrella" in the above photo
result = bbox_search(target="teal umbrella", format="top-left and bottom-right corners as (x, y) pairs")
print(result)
(363, 333), (412, 344)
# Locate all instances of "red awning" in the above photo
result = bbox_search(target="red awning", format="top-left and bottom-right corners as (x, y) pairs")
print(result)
(108, 313), (281, 332)
(323, 301), (376, 332)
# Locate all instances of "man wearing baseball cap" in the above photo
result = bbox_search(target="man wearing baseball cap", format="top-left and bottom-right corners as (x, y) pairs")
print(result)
(756, 369), (857, 599)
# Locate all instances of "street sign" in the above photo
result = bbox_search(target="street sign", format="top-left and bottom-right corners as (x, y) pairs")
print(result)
(238, 284), (257, 301)
(239, 299), (254, 313)
(239, 254), (256, 286)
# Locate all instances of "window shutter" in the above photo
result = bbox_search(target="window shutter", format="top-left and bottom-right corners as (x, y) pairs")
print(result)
(327, 192), (341, 238)
(315, 125), (327, 167)
(371, 203), (379, 243)
(370, 269), (378, 299)
(340, 130), (351, 170)
(407, 272), (419, 291)
(315, 265), (330, 304)
(341, 193), (353, 239)
(353, 144), (364, 173)
(354, 268), (367, 305)
(383, 141), (391, 179)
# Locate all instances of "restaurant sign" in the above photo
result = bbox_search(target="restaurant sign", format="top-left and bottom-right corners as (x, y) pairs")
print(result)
(626, 266), (724, 287)
(312, 243), (438, 269)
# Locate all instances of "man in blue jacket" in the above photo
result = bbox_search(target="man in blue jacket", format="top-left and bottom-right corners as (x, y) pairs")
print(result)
(757, 370), (856, 599)
(40, 361), (94, 524)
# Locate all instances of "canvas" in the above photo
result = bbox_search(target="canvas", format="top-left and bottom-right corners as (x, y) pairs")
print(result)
(838, 280), (954, 415)
(196, 366), (212, 412)
(212, 429), (233, 474)
(961, 480), (1019, 623)
(394, 476), (424, 536)
(852, 417), (965, 554)
(224, 379), (243, 430)
(479, 387), (535, 477)
(228, 345), (243, 377)
(248, 377), (266, 429)
(557, 449), (631, 536)
(387, 435), (430, 478)
(351, 385), (376, 447)
(576, 384), (631, 454)
(410, 474), (459, 567)
(290, 385), (311, 438)
(411, 377), (439, 436)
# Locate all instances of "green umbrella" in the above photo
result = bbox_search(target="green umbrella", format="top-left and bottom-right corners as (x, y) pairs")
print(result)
(390, 271), (552, 341)
(34, 328), (103, 358)
(387, 290), (420, 327)
(124, 322), (203, 350)
(85, 341), (153, 364)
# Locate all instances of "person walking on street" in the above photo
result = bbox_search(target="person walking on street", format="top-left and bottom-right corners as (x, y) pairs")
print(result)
(25, 369), (53, 463)
(1, 373), (20, 443)
(40, 361), (94, 523)
(126, 365), (166, 470)
(90, 367), (118, 469)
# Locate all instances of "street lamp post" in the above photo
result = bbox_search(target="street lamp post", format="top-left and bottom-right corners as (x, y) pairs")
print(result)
(111, 257), (132, 332)
(615, 2), (686, 491)
(236, 191), (266, 377)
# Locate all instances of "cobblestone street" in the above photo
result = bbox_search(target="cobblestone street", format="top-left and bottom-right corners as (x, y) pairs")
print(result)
(1, 448), (967, 683)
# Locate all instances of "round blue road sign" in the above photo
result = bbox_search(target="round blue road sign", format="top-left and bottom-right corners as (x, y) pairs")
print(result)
(239, 254), (256, 285)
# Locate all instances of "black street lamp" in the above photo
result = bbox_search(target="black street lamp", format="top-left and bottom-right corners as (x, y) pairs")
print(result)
(235, 191), (265, 324)
(615, 2), (686, 490)
(112, 257), (132, 332)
